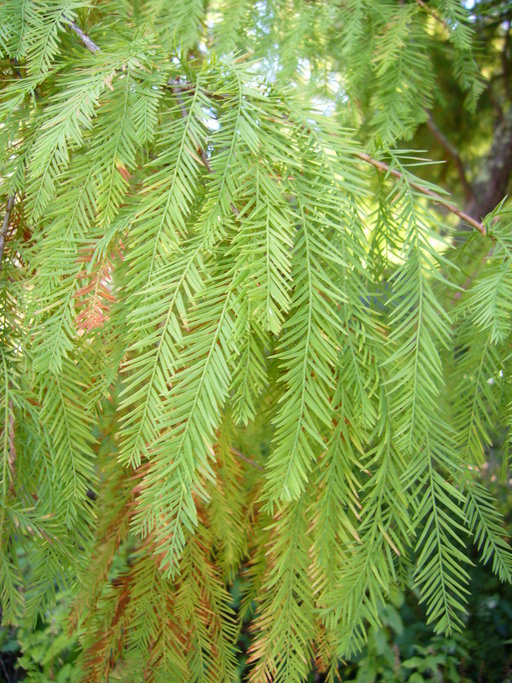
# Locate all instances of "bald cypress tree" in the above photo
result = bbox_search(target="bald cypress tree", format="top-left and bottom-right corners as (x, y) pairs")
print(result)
(0, 2), (511, 680)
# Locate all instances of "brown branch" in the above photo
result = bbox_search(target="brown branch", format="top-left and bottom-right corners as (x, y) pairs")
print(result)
(426, 115), (474, 202)
(0, 195), (16, 269)
(64, 17), (100, 53)
(167, 78), (230, 101)
(416, 0), (451, 32)
(355, 152), (487, 237)
(230, 447), (264, 471)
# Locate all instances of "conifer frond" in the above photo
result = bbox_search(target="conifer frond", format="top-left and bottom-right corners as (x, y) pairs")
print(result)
(23, 1), (89, 76)
(173, 518), (238, 682)
(231, 303), (271, 427)
(466, 219), (512, 343)
(383, 156), (453, 452)
(27, 58), (121, 220)
(327, 398), (411, 656)
(263, 203), (341, 503)
(0, 539), (24, 625)
(408, 432), (471, 633)
(451, 324), (503, 466)
(371, 7), (433, 143)
(0, 0), (35, 61)
(144, 0), (206, 51)
(462, 475), (512, 583)
(121, 553), (190, 681)
(119, 236), (209, 467)
(29, 159), (98, 374)
(0, 350), (23, 625)
(119, 69), (256, 465)
(261, 120), (368, 503)
(249, 500), (315, 683)
(206, 414), (250, 581)
(1, 4), (511, 679)
(92, 71), (140, 228)
(231, 164), (294, 337)
(37, 361), (96, 529)
(212, 0), (250, 54)
(310, 416), (363, 639)
(132, 251), (237, 574)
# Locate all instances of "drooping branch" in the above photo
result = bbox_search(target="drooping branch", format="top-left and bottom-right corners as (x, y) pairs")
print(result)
(65, 19), (232, 195)
(426, 115), (474, 202)
(355, 152), (487, 237)
(64, 14), (488, 240)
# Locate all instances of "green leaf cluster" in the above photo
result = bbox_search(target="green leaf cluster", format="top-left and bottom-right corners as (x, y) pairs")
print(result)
(0, 2), (511, 681)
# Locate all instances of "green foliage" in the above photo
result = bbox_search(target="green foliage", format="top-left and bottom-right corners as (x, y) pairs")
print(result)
(3, 534), (512, 681)
(10, 592), (83, 683)
(341, 590), (475, 683)
(0, 1), (511, 681)
(339, 532), (512, 683)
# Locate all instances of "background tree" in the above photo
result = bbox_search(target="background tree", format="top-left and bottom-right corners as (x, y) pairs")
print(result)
(0, 1), (511, 681)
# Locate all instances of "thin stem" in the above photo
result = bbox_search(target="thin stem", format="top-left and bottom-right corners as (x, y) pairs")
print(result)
(168, 79), (230, 101)
(356, 152), (487, 237)
(416, 0), (451, 32)
(64, 17), (100, 52)
(230, 447), (264, 471)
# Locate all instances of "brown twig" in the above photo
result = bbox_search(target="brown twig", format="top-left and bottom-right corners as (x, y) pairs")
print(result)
(416, 0), (451, 32)
(230, 447), (264, 471)
(426, 115), (474, 202)
(0, 195), (16, 269)
(64, 17), (100, 52)
(167, 78), (230, 101)
(355, 152), (487, 237)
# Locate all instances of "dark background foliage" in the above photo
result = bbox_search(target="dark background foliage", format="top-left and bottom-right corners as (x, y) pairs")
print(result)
(1, 457), (511, 682)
